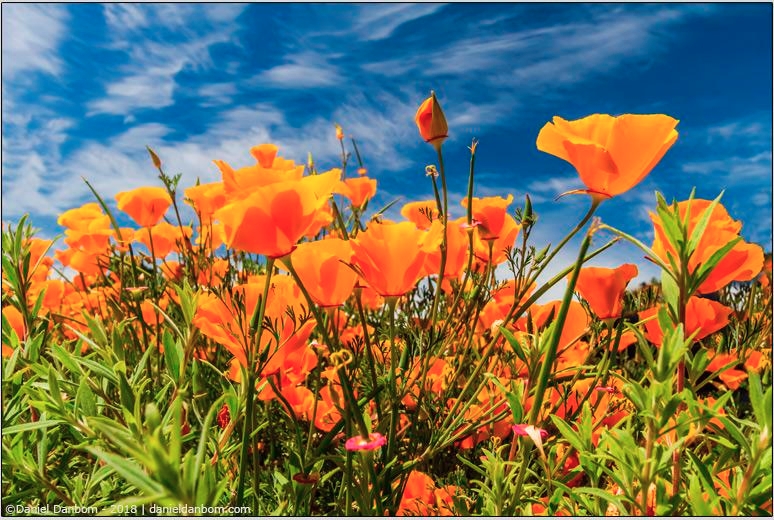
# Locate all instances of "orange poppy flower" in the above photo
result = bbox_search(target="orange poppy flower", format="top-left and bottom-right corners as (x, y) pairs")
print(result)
(520, 300), (590, 352)
(536, 113), (679, 200)
(650, 199), (764, 294)
(415, 91), (448, 148)
(2, 305), (26, 351)
(184, 181), (226, 222)
(289, 238), (358, 307)
(55, 247), (108, 277)
(214, 169), (341, 258)
(214, 144), (305, 198)
(57, 202), (109, 230)
(705, 350), (747, 390)
(461, 194), (514, 241)
(58, 203), (114, 252)
(115, 186), (172, 228)
(134, 222), (193, 258)
(196, 257), (229, 287)
(400, 200), (441, 230)
(472, 213), (521, 266)
(351, 221), (442, 297)
(397, 470), (456, 516)
(334, 177), (377, 207)
(640, 296), (731, 346)
(25, 238), (55, 282)
(574, 264), (638, 319)
(424, 217), (471, 282)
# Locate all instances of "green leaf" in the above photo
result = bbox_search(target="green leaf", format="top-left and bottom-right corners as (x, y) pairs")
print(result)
(86, 448), (164, 496)
(499, 326), (527, 363)
(2, 420), (64, 434)
(660, 269), (679, 316)
(685, 191), (724, 255)
(550, 415), (585, 453)
(47, 367), (64, 408)
(688, 474), (714, 516)
(162, 331), (180, 382)
(76, 378), (97, 416)
(747, 371), (772, 433)
(689, 236), (742, 294)
(118, 372), (135, 413)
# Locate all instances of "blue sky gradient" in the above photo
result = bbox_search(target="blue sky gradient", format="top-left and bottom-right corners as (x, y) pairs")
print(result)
(2, 3), (772, 291)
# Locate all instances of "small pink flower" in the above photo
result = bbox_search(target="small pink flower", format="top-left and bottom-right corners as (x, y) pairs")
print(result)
(512, 424), (548, 439)
(344, 432), (387, 452)
(595, 386), (618, 394)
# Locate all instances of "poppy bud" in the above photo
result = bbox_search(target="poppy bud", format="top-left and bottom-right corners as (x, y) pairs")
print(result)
(415, 91), (448, 149)
(147, 146), (162, 169)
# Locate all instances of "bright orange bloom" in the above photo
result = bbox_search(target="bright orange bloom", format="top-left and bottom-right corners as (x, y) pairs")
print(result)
(574, 264), (638, 319)
(397, 471), (456, 516)
(58, 203), (114, 252)
(2, 305), (25, 353)
(55, 247), (108, 277)
(214, 169), (340, 258)
(184, 182), (226, 222)
(134, 222), (193, 258)
(400, 200), (441, 230)
(424, 218), (470, 282)
(640, 296), (732, 346)
(334, 177), (377, 207)
(650, 199), (764, 294)
(303, 202), (335, 239)
(115, 186), (172, 228)
(521, 300), (590, 352)
(214, 144), (304, 197)
(415, 92), (448, 148)
(536, 114), (679, 200)
(461, 194), (514, 240)
(472, 213), (521, 266)
(351, 221), (442, 297)
(289, 238), (358, 307)
(196, 257), (229, 287)
(57, 202), (108, 230)
(705, 350), (747, 390)
(25, 238), (55, 282)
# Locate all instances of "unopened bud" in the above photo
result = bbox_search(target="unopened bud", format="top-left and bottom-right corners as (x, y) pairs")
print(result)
(147, 146), (162, 169)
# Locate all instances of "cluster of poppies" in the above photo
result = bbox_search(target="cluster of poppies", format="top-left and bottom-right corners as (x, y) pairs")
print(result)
(2, 93), (769, 515)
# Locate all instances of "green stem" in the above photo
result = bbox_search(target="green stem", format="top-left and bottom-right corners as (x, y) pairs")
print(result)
(512, 223), (594, 501)
(236, 257), (275, 507)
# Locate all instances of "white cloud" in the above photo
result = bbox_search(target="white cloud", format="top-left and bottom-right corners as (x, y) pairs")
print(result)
(256, 53), (341, 88)
(87, 5), (247, 115)
(681, 151), (772, 181)
(1, 4), (68, 79)
(309, 4), (445, 42)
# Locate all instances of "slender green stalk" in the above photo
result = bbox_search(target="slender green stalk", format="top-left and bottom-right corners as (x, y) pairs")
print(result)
(428, 147), (450, 328)
(512, 222), (594, 500)
(236, 257), (275, 507)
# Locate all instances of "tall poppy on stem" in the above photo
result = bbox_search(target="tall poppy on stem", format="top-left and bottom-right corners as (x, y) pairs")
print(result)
(115, 186), (172, 228)
(536, 113), (679, 202)
(350, 221), (442, 297)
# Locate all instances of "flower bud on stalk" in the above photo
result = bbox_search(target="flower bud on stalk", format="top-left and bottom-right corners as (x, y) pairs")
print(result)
(415, 91), (448, 151)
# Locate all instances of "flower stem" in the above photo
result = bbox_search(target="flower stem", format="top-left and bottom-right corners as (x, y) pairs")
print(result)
(236, 257), (275, 507)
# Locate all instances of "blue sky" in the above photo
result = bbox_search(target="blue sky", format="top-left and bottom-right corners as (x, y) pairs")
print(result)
(2, 3), (772, 292)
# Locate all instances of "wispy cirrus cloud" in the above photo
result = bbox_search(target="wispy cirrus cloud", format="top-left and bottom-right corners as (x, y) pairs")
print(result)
(255, 52), (342, 89)
(1, 4), (69, 79)
(87, 4), (247, 116)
